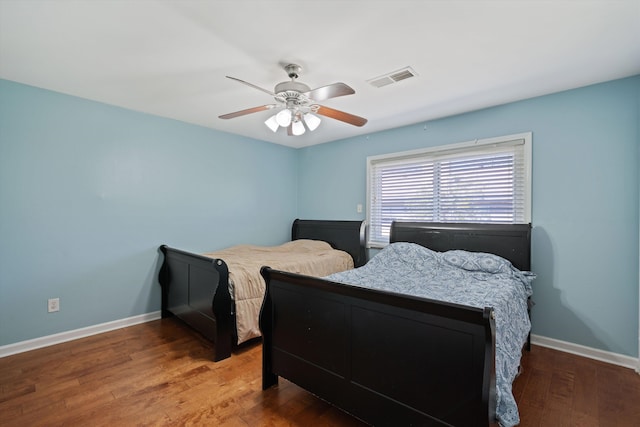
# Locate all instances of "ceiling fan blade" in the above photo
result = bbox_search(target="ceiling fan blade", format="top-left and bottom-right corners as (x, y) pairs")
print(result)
(305, 82), (355, 101)
(218, 104), (277, 119)
(287, 123), (294, 136)
(226, 76), (275, 96)
(315, 105), (368, 127)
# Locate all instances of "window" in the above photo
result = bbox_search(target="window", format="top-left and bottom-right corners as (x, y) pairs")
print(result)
(367, 132), (532, 247)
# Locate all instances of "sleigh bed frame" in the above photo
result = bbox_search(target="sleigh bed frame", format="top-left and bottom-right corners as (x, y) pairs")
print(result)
(260, 221), (531, 426)
(159, 219), (366, 362)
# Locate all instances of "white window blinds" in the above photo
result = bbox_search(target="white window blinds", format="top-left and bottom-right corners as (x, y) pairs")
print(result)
(367, 133), (531, 247)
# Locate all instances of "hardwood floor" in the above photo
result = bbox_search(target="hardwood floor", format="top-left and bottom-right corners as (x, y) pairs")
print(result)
(513, 343), (640, 426)
(1, 318), (638, 426)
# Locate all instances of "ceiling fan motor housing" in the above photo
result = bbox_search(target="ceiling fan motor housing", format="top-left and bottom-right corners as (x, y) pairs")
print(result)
(274, 81), (311, 95)
(275, 64), (311, 104)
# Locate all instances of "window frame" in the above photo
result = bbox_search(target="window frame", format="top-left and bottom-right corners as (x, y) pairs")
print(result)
(366, 132), (532, 248)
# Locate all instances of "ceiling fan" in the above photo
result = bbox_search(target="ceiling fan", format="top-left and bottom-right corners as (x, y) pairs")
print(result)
(219, 64), (367, 136)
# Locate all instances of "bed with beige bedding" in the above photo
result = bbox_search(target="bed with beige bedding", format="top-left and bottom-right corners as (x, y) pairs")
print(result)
(159, 219), (366, 361)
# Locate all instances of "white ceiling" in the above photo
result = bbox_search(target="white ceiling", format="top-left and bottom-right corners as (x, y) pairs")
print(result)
(1, 1), (639, 148)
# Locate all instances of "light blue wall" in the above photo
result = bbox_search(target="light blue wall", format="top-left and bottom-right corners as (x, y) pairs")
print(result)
(0, 80), (298, 346)
(2, 77), (638, 358)
(298, 76), (640, 358)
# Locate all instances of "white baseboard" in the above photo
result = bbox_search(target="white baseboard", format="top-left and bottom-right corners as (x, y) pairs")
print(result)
(2, 317), (638, 374)
(0, 311), (162, 358)
(531, 334), (640, 373)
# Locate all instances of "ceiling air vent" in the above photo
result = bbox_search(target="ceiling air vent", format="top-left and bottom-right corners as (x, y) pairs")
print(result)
(367, 67), (417, 88)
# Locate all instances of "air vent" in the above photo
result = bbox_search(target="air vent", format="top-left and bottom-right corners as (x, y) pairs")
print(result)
(367, 67), (417, 88)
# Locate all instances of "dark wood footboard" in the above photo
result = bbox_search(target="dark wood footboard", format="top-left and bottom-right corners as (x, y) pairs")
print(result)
(260, 267), (497, 426)
(158, 245), (232, 361)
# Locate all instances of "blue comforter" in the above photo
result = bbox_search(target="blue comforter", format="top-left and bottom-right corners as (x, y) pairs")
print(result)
(325, 242), (535, 427)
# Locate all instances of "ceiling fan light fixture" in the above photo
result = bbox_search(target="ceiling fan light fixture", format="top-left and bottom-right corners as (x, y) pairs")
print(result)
(221, 64), (367, 136)
(264, 115), (279, 132)
(292, 120), (306, 136)
(303, 113), (321, 131)
(276, 108), (292, 127)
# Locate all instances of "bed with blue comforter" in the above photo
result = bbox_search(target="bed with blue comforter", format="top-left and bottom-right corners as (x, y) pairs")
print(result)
(260, 221), (533, 427)
(325, 242), (534, 427)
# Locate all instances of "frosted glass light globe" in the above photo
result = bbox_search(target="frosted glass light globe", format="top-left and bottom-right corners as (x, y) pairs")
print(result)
(292, 120), (306, 136)
(303, 113), (321, 131)
(275, 109), (292, 127)
(264, 115), (279, 132)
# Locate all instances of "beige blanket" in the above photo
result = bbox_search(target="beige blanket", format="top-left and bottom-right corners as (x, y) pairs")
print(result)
(203, 239), (354, 344)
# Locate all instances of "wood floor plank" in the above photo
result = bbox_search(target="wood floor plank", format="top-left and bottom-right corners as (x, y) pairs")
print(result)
(545, 370), (574, 412)
(0, 381), (35, 404)
(516, 402), (543, 426)
(519, 367), (552, 410)
(1, 318), (639, 427)
(572, 360), (598, 419)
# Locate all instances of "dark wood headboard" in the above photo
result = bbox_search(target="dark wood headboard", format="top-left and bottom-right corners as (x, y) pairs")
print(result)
(390, 221), (531, 271)
(292, 219), (367, 267)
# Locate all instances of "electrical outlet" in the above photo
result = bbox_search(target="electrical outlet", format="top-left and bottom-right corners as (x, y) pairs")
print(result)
(48, 298), (60, 313)
(357, 203), (363, 213)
